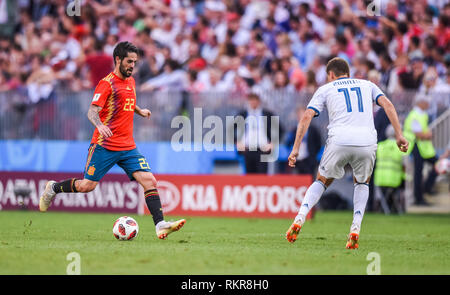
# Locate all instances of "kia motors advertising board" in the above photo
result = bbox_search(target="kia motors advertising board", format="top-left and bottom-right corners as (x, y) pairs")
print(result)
(0, 172), (312, 218)
(151, 175), (312, 218)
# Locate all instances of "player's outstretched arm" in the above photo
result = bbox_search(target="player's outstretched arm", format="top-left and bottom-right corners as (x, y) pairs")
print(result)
(134, 105), (151, 119)
(288, 108), (315, 167)
(377, 96), (409, 152)
(87, 104), (113, 138)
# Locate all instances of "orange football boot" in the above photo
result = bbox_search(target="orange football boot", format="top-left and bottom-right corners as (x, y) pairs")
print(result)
(286, 223), (302, 243)
(346, 232), (359, 249)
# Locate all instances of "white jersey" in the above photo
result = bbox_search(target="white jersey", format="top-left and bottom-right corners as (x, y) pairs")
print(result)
(307, 77), (385, 146)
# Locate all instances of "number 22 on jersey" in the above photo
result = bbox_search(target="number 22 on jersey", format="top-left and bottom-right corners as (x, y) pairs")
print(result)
(338, 87), (364, 112)
(124, 98), (135, 111)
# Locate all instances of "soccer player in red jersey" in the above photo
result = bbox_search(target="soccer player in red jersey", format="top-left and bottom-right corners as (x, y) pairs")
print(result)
(39, 42), (186, 240)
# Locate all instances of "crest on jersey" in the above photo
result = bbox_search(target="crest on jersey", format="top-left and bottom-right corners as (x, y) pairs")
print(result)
(87, 166), (96, 176)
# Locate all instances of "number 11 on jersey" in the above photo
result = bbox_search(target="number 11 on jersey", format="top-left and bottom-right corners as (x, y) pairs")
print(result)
(338, 87), (364, 112)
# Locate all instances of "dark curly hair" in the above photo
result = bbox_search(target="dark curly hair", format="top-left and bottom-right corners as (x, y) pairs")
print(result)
(113, 41), (138, 65)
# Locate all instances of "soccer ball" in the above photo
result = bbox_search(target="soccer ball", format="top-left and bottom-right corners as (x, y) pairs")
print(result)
(435, 158), (450, 175)
(113, 216), (139, 241)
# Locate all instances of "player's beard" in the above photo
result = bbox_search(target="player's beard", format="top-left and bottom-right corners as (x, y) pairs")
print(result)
(119, 62), (133, 78)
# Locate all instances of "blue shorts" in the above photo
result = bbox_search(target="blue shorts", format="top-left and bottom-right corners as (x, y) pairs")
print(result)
(84, 144), (151, 182)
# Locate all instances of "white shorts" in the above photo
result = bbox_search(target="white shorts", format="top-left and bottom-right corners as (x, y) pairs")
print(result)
(318, 143), (378, 183)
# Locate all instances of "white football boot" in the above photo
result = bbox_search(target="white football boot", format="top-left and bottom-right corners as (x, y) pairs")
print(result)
(156, 219), (186, 239)
(39, 180), (57, 212)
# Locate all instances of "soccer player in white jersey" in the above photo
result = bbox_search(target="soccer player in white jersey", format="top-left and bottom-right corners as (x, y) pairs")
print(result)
(285, 57), (408, 249)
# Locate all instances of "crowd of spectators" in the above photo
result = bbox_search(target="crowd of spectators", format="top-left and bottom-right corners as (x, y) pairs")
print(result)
(0, 0), (449, 103)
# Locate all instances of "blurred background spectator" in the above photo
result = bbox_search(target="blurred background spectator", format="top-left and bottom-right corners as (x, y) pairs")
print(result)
(0, 0), (447, 98)
(235, 93), (281, 174)
(374, 124), (406, 213)
(284, 106), (322, 178)
(235, 92), (281, 174)
(404, 95), (439, 206)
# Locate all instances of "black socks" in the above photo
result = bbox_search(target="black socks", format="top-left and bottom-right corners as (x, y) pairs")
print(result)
(144, 189), (164, 226)
(52, 178), (78, 194)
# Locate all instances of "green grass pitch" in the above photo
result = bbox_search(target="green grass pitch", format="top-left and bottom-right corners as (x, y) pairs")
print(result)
(1, 210), (449, 275)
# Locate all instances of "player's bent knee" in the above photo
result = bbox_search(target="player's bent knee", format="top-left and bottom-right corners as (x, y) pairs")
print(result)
(316, 173), (334, 187)
(353, 176), (370, 185)
(134, 171), (157, 189)
(145, 173), (157, 188)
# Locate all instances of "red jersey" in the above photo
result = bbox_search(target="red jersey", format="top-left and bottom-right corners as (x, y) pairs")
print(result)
(90, 72), (137, 151)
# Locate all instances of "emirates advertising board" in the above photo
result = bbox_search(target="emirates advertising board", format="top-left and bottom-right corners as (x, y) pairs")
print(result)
(0, 172), (312, 218)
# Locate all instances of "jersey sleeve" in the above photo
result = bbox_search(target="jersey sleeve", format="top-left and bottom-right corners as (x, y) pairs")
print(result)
(370, 82), (385, 106)
(307, 87), (325, 117)
(91, 80), (112, 108)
